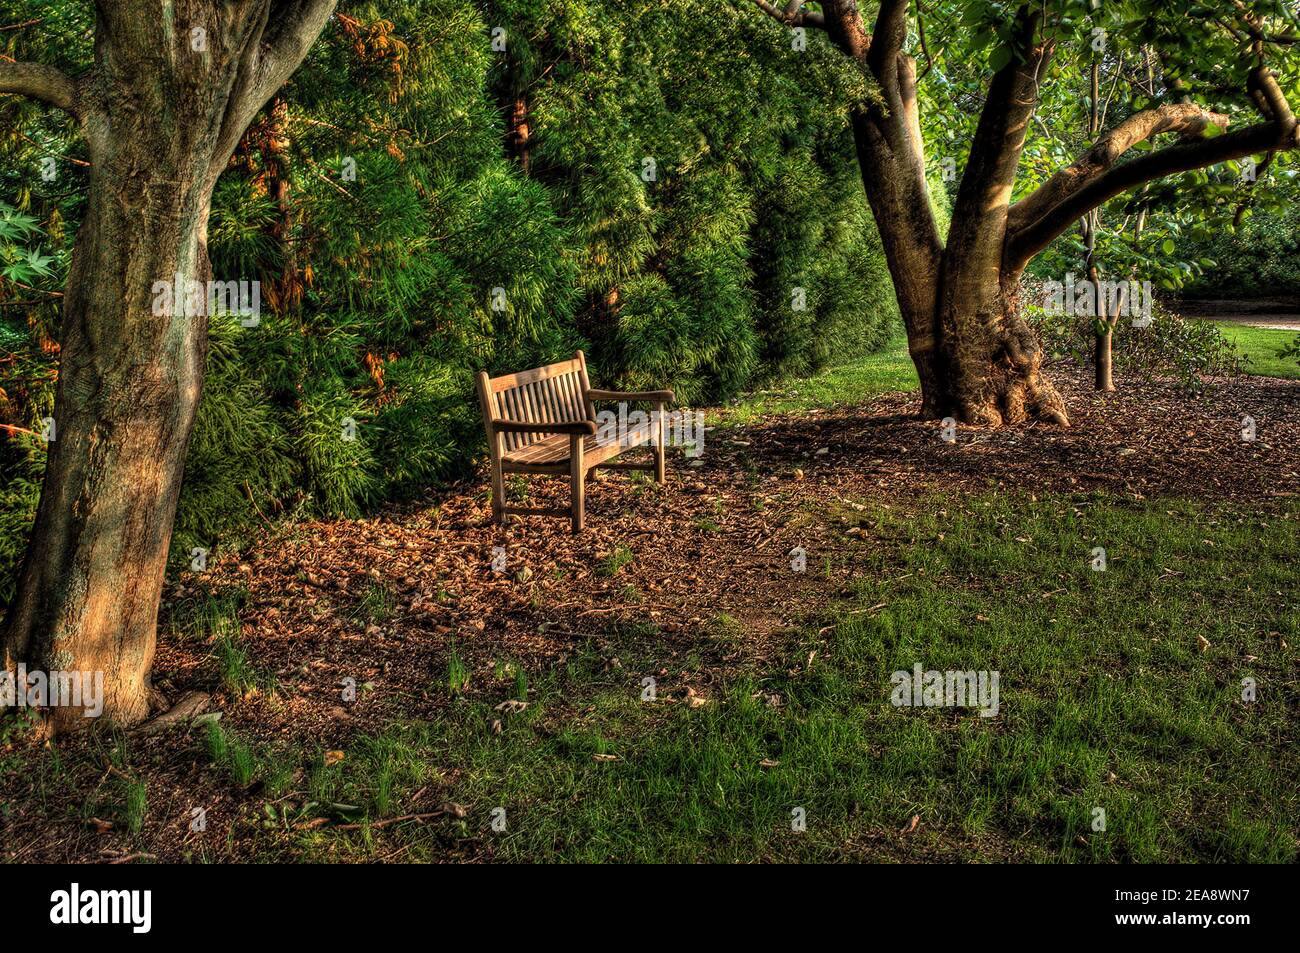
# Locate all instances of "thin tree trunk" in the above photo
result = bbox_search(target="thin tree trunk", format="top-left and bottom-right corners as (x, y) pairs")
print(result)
(1094, 327), (1114, 391)
(264, 97), (301, 313)
(509, 95), (532, 174)
(1083, 58), (1116, 394)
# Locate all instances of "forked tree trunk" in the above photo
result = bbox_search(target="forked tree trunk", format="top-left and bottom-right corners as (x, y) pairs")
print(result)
(763, 0), (1297, 425)
(826, 3), (1068, 426)
(1, 1), (337, 734)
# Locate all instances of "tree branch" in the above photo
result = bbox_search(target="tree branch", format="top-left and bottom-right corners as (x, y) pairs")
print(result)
(866, 0), (910, 77)
(0, 60), (76, 113)
(208, 0), (337, 187)
(942, 5), (1049, 283)
(257, 0), (339, 100)
(751, 0), (825, 29)
(1007, 102), (1230, 235)
(1007, 116), (1299, 269)
(1007, 66), (1298, 269)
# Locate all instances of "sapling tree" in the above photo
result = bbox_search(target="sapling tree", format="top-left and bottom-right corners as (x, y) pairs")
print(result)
(748, 0), (1300, 424)
(0, 0), (338, 733)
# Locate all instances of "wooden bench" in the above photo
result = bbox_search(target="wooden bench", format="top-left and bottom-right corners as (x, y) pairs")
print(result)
(476, 350), (674, 532)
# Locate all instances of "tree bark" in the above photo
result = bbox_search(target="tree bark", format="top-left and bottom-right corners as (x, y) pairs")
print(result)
(1093, 328), (1114, 392)
(2, 0), (337, 734)
(825, 2), (946, 417)
(509, 95), (532, 175)
(3, 149), (212, 733)
(823, 2), (1066, 425)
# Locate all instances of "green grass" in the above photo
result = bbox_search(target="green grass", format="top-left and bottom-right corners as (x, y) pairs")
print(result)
(176, 588), (277, 699)
(355, 581), (395, 625)
(11, 330), (1294, 862)
(213, 630), (274, 698)
(597, 545), (635, 578)
(286, 493), (1296, 862)
(1213, 322), (1300, 379)
(446, 642), (470, 697)
(719, 326), (917, 424)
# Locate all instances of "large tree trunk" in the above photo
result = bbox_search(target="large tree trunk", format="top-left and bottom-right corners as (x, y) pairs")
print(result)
(936, 268), (1069, 426)
(1, 1), (337, 734)
(3, 171), (211, 733)
(839, 30), (946, 417)
(828, 3), (1067, 427)
(849, 105), (946, 419)
(759, 1), (1296, 426)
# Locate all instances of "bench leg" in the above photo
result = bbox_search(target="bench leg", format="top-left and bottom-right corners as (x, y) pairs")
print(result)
(654, 401), (667, 484)
(570, 436), (585, 533)
(490, 460), (506, 526)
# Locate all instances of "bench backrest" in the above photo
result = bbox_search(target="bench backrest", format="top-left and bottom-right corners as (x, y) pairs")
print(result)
(476, 350), (594, 453)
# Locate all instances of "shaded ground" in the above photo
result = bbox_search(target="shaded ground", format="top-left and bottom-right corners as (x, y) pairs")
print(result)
(2, 361), (1297, 863)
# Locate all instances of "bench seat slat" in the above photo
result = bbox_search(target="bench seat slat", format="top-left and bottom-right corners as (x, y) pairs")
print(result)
(502, 422), (657, 468)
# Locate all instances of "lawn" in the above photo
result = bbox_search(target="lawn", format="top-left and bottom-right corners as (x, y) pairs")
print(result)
(715, 328), (919, 425)
(298, 331), (1298, 862)
(1213, 322), (1300, 380)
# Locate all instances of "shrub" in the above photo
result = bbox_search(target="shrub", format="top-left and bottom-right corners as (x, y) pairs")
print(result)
(1027, 285), (1241, 394)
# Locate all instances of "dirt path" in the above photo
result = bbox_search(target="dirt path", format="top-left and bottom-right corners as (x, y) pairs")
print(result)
(1178, 298), (1300, 331)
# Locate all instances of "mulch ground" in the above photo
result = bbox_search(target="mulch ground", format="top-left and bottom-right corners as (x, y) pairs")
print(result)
(3, 362), (1298, 863)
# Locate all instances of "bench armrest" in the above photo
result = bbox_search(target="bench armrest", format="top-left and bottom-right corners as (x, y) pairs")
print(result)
(493, 419), (596, 435)
(586, 388), (675, 403)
